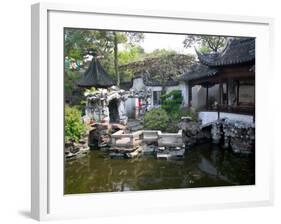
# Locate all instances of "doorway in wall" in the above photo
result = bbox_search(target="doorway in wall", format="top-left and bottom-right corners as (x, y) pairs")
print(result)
(108, 98), (120, 123)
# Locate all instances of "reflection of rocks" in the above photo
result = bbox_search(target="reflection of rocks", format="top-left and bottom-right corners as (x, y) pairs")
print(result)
(65, 142), (74, 154)
(65, 138), (89, 160)
(178, 117), (211, 147)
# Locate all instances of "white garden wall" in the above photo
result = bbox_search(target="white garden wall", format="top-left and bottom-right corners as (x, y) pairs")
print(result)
(198, 111), (254, 125)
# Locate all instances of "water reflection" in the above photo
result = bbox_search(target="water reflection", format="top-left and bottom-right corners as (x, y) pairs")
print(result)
(64, 143), (255, 194)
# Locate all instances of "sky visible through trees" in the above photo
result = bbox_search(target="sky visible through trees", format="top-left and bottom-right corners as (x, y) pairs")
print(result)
(64, 29), (227, 89)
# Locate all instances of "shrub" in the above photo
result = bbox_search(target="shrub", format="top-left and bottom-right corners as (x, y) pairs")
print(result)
(165, 107), (198, 133)
(65, 106), (86, 142)
(144, 108), (169, 131)
(177, 107), (198, 121)
(161, 90), (183, 114)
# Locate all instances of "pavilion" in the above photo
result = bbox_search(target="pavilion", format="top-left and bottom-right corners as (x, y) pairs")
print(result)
(77, 58), (115, 88)
(180, 37), (255, 117)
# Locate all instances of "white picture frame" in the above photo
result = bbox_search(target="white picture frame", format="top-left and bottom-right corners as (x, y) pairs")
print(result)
(31, 2), (274, 221)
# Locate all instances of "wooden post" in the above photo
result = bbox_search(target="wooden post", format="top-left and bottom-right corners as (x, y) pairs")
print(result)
(226, 80), (229, 105)
(219, 81), (222, 105)
(188, 83), (192, 107)
(206, 83), (209, 110)
(113, 32), (119, 87)
(237, 80), (240, 105)
(218, 80), (222, 119)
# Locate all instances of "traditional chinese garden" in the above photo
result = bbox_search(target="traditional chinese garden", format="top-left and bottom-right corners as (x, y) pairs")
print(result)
(64, 29), (255, 194)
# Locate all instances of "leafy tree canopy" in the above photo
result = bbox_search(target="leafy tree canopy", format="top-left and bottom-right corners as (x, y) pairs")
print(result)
(64, 29), (144, 84)
(183, 35), (227, 53)
(161, 90), (183, 114)
(119, 50), (196, 83)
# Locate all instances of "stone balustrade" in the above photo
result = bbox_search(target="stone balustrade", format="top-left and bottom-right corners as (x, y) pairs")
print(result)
(111, 129), (184, 148)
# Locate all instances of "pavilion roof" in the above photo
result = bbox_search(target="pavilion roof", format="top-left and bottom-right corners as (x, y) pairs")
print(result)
(196, 38), (255, 67)
(179, 64), (219, 82)
(77, 58), (115, 88)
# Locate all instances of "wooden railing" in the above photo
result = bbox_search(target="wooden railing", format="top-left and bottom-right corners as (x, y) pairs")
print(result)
(204, 104), (255, 116)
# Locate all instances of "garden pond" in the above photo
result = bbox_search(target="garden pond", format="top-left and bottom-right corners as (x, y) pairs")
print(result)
(64, 143), (255, 194)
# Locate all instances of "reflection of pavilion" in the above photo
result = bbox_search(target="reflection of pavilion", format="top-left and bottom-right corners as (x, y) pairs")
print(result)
(181, 38), (255, 117)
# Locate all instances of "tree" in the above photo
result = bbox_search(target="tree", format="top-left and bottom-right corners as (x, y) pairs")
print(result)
(146, 49), (177, 58)
(119, 52), (196, 84)
(183, 35), (227, 53)
(112, 32), (144, 86)
(65, 29), (144, 86)
(117, 45), (145, 81)
(113, 32), (119, 86)
(161, 90), (183, 114)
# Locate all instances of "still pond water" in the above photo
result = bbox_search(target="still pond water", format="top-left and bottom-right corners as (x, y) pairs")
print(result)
(64, 143), (255, 194)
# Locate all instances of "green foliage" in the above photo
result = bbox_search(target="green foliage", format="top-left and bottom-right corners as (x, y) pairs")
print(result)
(165, 107), (198, 133)
(64, 29), (144, 85)
(64, 69), (79, 95)
(68, 48), (82, 60)
(119, 53), (195, 84)
(177, 107), (198, 121)
(183, 35), (226, 53)
(144, 108), (169, 131)
(65, 106), (86, 143)
(161, 90), (183, 114)
(118, 45), (145, 81)
(118, 45), (144, 65)
(146, 49), (177, 58)
(197, 45), (212, 54)
(143, 106), (197, 133)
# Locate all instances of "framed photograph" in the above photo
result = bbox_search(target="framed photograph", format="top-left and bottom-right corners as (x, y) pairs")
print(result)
(31, 2), (274, 221)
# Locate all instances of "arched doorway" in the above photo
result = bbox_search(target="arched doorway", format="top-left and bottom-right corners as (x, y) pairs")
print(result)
(108, 98), (120, 123)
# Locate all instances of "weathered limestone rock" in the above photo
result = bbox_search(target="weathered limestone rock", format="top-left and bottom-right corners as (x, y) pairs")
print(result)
(178, 117), (210, 147)
(222, 119), (255, 154)
(88, 122), (127, 149)
(111, 123), (127, 131)
(65, 137), (89, 160)
(88, 123), (111, 148)
(211, 122), (222, 144)
(210, 118), (255, 154)
(85, 88), (129, 125)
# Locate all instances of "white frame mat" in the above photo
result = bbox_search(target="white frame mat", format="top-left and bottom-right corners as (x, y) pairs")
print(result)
(31, 2), (274, 221)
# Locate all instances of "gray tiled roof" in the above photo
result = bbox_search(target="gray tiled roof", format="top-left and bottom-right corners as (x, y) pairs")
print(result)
(196, 38), (255, 67)
(134, 72), (179, 87)
(180, 64), (219, 82)
(78, 59), (115, 88)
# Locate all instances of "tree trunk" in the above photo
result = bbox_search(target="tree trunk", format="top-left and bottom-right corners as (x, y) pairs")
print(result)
(113, 32), (119, 87)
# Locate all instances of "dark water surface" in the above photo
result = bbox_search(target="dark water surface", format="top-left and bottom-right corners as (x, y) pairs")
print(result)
(64, 143), (255, 194)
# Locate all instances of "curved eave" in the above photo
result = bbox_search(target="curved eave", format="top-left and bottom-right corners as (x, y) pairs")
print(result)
(197, 52), (255, 67)
(195, 43), (255, 67)
(180, 65), (219, 82)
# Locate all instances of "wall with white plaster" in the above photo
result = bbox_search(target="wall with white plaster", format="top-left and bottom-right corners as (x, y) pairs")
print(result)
(198, 111), (254, 125)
